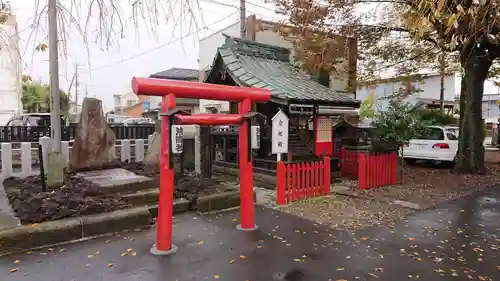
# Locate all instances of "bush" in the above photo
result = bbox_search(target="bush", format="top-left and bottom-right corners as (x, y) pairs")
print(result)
(419, 109), (458, 125)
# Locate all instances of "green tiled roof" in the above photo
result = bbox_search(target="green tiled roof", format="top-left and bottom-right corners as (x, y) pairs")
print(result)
(205, 35), (358, 105)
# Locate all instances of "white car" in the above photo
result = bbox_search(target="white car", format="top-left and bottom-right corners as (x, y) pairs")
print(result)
(402, 125), (459, 164)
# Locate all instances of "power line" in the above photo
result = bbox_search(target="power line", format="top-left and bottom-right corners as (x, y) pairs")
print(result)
(86, 12), (238, 72)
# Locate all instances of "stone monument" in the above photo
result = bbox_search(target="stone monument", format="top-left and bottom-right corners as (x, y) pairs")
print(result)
(70, 98), (116, 170)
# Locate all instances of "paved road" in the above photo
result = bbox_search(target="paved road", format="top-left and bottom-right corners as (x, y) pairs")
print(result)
(1, 187), (500, 281)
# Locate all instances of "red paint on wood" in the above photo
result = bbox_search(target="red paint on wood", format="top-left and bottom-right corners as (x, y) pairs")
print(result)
(132, 77), (271, 103)
(175, 114), (245, 126)
(276, 161), (286, 205)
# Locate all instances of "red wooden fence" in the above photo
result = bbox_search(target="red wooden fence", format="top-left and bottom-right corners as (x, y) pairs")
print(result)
(358, 152), (397, 189)
(340, 149), (398, 189)
(276, 157), (331, 205)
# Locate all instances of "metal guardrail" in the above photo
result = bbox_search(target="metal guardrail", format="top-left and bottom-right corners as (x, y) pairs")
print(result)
(0, 124), (155, 142)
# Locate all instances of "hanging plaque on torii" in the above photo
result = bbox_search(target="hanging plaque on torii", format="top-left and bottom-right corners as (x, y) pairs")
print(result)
(131, 77), (270, 256)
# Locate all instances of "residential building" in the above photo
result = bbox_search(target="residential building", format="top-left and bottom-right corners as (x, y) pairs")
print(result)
(198, 15), (357, 113)
(0, 6), (22, 125)
(68, 101), (81, 122)
(112, 92), (141, 115)
(356, 73), (459, 113)
(357, 72), (500, 121)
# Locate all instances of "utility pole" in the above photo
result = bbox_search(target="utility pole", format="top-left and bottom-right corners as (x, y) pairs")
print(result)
(74, 63), (79, 107)
(48, 0), (61, 152)
(47, 0), (63, 188)
(240, 0), (246, 38)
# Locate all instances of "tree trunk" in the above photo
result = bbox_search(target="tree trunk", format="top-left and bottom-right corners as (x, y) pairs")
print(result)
(439, 52), (445, 113)
(453, 49), (491, 174)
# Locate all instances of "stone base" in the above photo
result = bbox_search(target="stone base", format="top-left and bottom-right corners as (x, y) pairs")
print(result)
(150, 243), (178, 256)
(77, 168), (152, 193)
(236, 224), (259, 231)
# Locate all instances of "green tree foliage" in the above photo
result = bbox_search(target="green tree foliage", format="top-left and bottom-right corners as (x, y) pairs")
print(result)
(359, 97), (376, 120)
(419, 108), (458, 125)
(371, 97), (429, 151)
(22, 81), (71, 115)
(276, 0), (498, 173)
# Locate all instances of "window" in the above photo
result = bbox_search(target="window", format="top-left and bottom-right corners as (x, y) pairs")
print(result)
(26, 116), (41, 126)
(127, 100), (135, 107)
(419, 127), (445, 140)
(445, 128), (459, 140)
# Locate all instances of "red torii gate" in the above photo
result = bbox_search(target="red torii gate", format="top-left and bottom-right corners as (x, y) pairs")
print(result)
(131, 77), (271, 255)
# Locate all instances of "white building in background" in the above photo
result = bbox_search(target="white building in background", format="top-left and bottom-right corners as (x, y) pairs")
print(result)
(356, 72), (500, 119)
(356, 73), (460, 113)
(0, 6), (22, 125)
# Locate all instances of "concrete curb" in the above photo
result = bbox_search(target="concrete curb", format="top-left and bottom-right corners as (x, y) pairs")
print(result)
(195, 191), (257, 213)
(0, 207), (154, 256)
(0, 190), (253, 256)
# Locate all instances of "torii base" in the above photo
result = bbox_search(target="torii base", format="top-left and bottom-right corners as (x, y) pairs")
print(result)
(150, 244), (178, 256)
(236, 224), (259, 231)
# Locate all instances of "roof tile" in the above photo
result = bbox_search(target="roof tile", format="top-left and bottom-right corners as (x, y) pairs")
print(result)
(209, 35), (357, 105)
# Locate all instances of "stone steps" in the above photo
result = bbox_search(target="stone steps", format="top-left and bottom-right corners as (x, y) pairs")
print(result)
(121, 188), (160, 206)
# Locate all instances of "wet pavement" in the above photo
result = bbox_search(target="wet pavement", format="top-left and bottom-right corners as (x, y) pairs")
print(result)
(2, 187), (500, 281)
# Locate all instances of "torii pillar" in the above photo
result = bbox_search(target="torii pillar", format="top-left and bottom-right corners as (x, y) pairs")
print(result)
(132, 77), (270, 255)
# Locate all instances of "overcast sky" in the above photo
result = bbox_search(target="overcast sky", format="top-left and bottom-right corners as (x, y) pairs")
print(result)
(11, 0), (279, 111)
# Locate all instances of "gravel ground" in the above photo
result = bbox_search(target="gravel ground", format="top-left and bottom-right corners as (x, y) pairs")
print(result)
(338, 161), (500, 207)
(278, 195), (413, 231)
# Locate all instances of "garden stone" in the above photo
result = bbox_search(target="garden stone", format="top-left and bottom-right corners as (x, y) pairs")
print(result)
(144, 132), (161, 172)
(71, 98), (116, 170)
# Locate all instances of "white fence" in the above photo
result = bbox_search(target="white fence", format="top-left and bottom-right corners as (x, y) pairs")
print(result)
(0, 135), (154, 178)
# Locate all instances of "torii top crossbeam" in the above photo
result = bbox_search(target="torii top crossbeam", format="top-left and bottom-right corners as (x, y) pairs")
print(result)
(131, 77), (271, 103)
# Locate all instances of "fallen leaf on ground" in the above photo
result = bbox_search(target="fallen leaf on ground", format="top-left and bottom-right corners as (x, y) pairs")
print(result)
(229, 260), (235, 264)
(127, 248), (133, 252)
(293, 258), (302, 262)
(435, 269), (445, 273)
(87, 255), (94, 259)
(60, 248), (66, 252)
(131, 252), (137, 257)
(214, 274), (220, 279)
(336, 268), (345, 271)
(198, 241), (204, 245)
(239, 255), (247, 259)
(408, 238), (415, 241)
(107, 263), (114, 268)
(13, 260), (20, 264)
(368, 273), (379, 278)
(9, 268), (19, 273)
(336, 279), (348, 281)
(360, 237), (369, 241)
(120, 252), (127, 257)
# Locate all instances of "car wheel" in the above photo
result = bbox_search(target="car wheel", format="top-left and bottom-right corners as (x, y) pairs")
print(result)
(404, 158), (417, 165)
